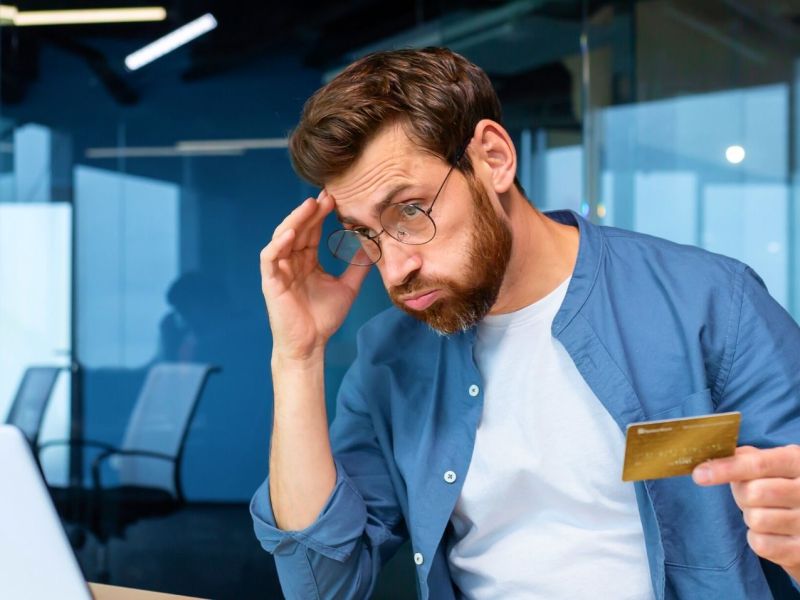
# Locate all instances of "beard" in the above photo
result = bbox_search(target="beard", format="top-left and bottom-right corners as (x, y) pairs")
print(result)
(388, 171), (513, 335)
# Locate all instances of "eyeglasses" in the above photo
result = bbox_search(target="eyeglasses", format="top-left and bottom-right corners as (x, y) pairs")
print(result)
(327, 148), (466, 266)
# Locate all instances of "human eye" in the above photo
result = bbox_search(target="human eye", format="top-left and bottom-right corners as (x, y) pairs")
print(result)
(396, 201), (425, 219)
(349, 225), (379, 238)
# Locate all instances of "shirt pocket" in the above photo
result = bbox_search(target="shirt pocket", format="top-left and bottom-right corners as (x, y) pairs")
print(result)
(649, 386), (715, 420)
(646, 387), (748, 570)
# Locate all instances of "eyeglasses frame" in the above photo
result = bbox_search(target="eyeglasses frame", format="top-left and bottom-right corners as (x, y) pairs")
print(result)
(327, 143), (469, 265)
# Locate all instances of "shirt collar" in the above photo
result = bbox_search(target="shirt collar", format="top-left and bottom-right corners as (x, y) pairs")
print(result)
(454, 208), (602, 343)
(542, 209), (604, 337)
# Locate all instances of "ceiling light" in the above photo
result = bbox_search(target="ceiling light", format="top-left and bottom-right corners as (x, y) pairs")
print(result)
(175, 138), (289, 152)
(86, 146), (243, 158)
(86, 137), (288, 158)
(0, 5), (17, 24)
(124, 13), (216, 71)
(725, 145), (745, 164)
(13, 7), (166, 27)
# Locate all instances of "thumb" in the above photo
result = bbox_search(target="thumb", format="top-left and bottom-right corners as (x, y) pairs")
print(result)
(339, 259), (372, 297)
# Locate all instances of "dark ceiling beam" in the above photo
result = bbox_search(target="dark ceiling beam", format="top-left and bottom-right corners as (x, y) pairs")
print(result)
(43, 32), (139, 104)
(181, 0), (408, 80)
(719, 0), (800, 54)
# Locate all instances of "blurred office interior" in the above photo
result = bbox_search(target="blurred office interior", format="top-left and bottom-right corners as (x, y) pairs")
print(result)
(1, 0), (799, 597)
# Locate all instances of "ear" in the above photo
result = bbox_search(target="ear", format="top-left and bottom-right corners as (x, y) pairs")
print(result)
(469, 119), (517, 194)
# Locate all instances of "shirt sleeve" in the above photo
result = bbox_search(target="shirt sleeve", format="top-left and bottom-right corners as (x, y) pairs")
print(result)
(715, 265), (800, 447)
(250, 336), (408, 600)
(714, 266), (800, 595)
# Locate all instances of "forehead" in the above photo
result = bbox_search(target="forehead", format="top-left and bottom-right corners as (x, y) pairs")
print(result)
(326, 124), (436, 213)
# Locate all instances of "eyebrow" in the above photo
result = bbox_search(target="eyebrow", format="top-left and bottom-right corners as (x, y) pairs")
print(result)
(334, 183), (415, 226)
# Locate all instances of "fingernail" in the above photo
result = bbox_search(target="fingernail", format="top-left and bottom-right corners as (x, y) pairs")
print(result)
(693, 465), (711, 484)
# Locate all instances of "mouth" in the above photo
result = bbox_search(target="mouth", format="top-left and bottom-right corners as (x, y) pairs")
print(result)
(402, 289), (441, 311)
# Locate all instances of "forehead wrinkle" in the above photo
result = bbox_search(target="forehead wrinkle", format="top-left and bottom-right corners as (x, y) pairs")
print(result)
(334, 182), (415, 225)
(331, 159), (415, 224)
(334, 155), (407, 199)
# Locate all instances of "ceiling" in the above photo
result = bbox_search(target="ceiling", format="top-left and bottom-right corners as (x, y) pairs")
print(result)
(2, 0), (800, 136)
(0, 0), (586, 110)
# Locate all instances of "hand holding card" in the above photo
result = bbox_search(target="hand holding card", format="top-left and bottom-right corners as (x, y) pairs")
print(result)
(692, 444), (800, 583)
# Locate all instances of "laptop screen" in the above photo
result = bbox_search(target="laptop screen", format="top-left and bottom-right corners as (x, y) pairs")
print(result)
(0, 425), (93, 599)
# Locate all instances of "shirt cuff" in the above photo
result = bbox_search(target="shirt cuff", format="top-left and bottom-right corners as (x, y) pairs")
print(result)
(250, 459), (367, 563)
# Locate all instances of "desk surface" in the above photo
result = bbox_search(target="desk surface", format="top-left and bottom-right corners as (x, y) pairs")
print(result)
(89, 583), (205, 599)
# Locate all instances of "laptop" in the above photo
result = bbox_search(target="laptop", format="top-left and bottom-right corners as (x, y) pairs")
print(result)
(0, 424), (93, 599)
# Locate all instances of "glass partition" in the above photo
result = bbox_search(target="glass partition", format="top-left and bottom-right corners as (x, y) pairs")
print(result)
(583, 0), (800, 319)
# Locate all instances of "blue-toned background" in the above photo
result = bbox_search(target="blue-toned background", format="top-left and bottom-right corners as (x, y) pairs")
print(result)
(1, 0), (798, 598)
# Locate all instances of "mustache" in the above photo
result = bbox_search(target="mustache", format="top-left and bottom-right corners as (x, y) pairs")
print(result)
(389, 274), (448, 300)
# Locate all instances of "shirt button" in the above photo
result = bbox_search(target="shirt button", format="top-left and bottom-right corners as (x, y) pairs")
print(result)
(468, 384), (480, 397)
(414, 552), (424, 565)
(444, 470), (457, 484)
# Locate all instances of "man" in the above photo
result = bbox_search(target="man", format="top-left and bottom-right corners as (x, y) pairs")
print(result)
(250, 47), (800, 599)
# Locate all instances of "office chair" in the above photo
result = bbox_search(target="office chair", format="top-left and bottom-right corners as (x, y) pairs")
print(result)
(41, 362), (218, 579)
(5, 366), (65, 452)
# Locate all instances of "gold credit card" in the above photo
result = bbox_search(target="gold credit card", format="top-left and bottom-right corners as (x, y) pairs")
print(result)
(622, 412), (741, 482)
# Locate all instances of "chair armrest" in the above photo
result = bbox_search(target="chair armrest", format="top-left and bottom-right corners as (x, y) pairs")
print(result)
(38, 439), (115, 461)
(91, 449), (182, 502)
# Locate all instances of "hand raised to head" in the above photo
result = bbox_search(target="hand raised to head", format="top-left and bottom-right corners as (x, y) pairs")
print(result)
(260, 190), (371, 361)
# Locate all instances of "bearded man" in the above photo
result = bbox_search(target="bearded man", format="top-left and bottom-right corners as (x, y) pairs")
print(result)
(251, 47), (800, 599)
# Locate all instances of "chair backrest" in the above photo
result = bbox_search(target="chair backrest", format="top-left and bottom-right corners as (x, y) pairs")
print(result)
(5, 366), (63, 447)
(116, 362), (215, 493)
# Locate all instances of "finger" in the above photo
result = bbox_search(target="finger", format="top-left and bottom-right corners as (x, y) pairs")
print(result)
(272, 198), (317, 241)
(339, 255), (372, 296)
(732, 477), (800, 509)
(303, 192), (335, 251)
(295, 190), (334, 250)
(746, 530), (800, 568)
(742, 507), (800, 536)
(260, 229), (296, 279)
(693, 445), (800, 485)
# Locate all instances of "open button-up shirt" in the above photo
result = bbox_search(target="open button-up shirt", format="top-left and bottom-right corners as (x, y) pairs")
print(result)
(251, 210), (800, 600)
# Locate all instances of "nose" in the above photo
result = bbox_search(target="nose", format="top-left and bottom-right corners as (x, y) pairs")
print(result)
(378, 237), (422, 288)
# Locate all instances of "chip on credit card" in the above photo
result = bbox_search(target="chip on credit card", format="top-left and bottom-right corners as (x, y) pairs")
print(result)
(622, 412), (741, 482)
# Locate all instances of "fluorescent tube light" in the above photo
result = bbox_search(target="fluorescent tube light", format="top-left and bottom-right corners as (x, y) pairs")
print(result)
(0, 5), (17, 24)
(124, 12), (217, 71)
(14, 7), (166, 26)
(175, 138), (289, 152)
(86, 138), (289, 158)
(86, 145), (243, 158)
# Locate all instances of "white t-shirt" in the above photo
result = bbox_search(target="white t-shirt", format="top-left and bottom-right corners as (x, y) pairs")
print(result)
(447, 278), (654, 599)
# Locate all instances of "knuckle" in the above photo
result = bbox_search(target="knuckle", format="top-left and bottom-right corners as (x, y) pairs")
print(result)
(743, 508), (756, 529)
(747, 530), (769, 556)
(746, 508), (767, 530)
(743, 480), (766, 505)
(752, 453), (769, 474)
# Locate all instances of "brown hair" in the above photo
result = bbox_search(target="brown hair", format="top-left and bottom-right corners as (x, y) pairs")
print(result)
(288, 47), (505, 187)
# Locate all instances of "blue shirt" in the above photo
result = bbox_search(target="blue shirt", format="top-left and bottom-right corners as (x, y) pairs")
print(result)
(251, 210), (800, 599)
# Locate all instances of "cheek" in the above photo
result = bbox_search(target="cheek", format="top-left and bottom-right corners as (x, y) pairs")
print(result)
(435, 224), (475, 269)
(423, 239), (474, 283)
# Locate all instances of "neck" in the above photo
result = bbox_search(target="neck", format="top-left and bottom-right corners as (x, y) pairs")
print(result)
(489, 192), (579, 315)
